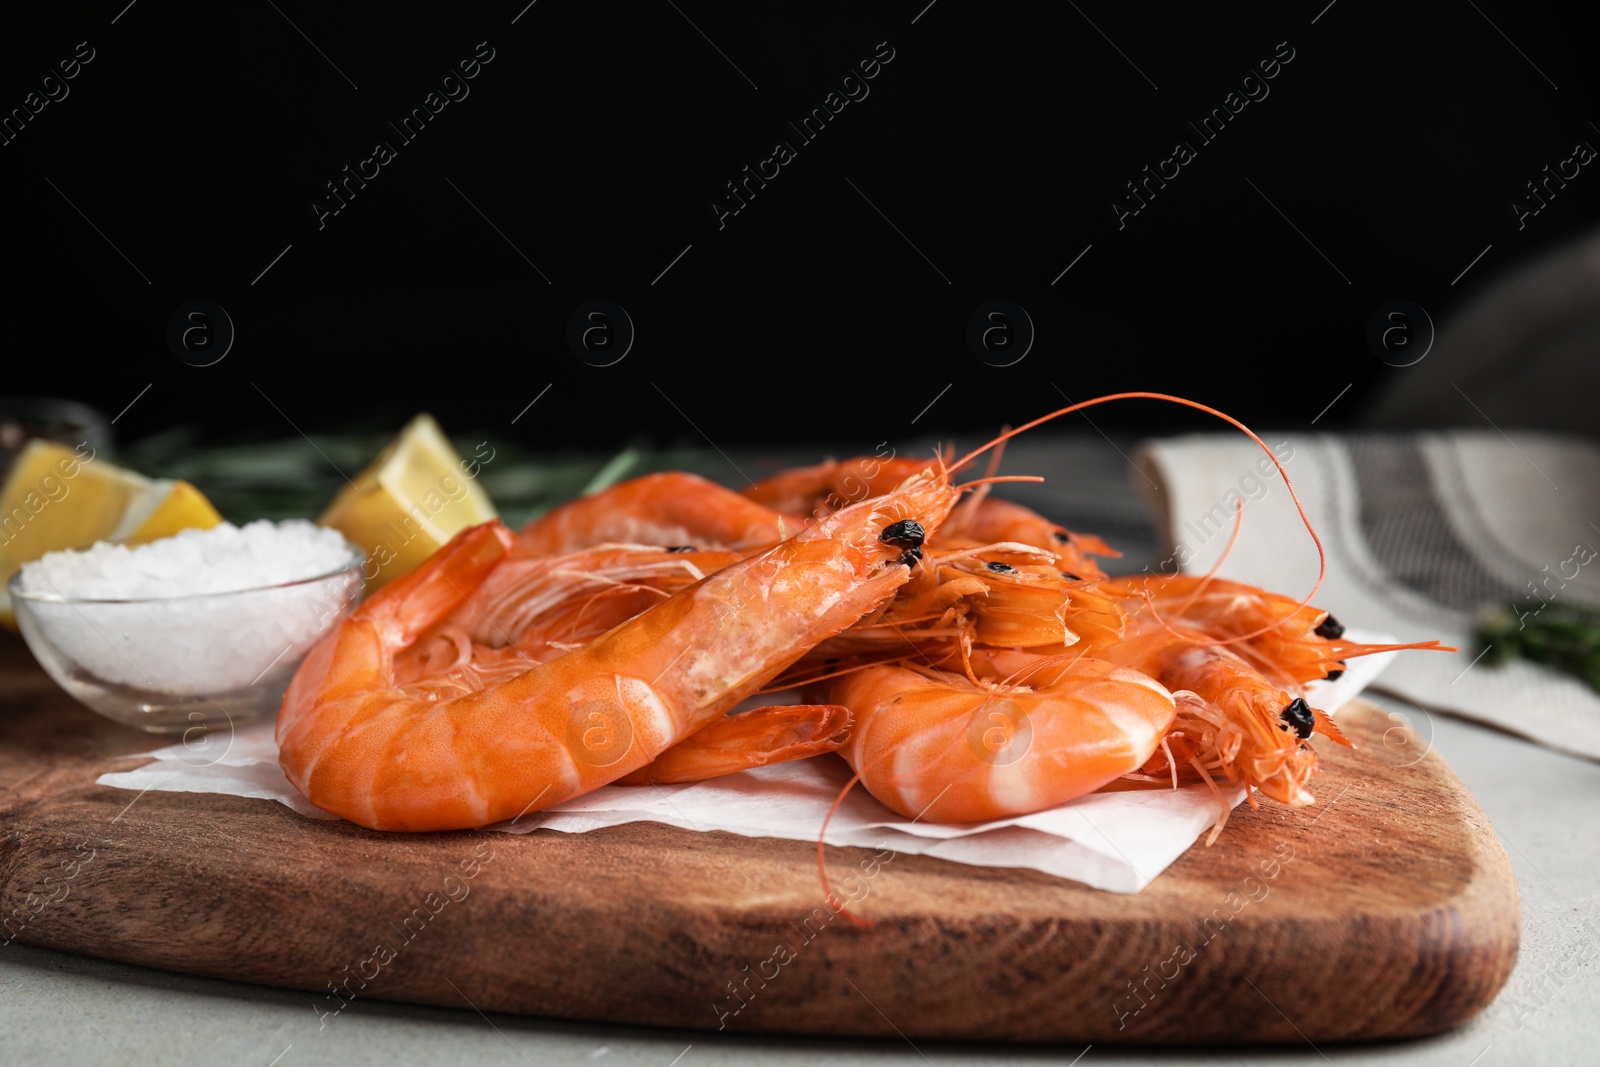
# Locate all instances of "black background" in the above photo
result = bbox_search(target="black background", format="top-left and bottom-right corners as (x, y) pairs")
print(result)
(4, 1), (1598, 451)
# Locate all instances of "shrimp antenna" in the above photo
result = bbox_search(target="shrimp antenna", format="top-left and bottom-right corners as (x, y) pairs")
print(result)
(1183, 494), (1244, 609)
(998, 647), (1092, 691)
(1137, 496), (1255, 646)
(817, 772), (866, 927)
(948, 430), (1010, 528)
(985, 427), (1010, 479)
(946, 392), (1327, 641)
(956, 475), (1047, 489)
(816, 757), (896, 929)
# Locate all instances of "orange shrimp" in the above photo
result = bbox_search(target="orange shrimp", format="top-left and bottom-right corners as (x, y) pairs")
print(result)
(744, 455), (937, 517)
(820, 652), (1175, 823)
(1096, 627), (1324, 806)
(746, 453), (1113, 576)
(456, 544), (742, 659)
(787, 392), (1443, 871)
(277, 469), (960, 830)
(942, 496), (1119, 580)
(519, 471), (795, 555)
(385, 544), (744, 700)
(1087, 572), (1449, 811)
(393, 543), (858, 786)
(932, 550), (1126, 651)
(967, 637), (1307, 838)
(766, 543), (1126, 693)
(1098, 573), (1443, 688)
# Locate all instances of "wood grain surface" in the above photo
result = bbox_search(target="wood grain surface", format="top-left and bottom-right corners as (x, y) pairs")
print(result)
(0, 634), (1519, 1044)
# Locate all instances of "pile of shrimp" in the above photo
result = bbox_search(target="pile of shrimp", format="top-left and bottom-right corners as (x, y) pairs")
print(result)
(276, 394), (1448, 866)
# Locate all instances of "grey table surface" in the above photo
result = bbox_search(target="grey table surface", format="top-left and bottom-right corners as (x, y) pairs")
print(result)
(5, 434), (1599, 1066)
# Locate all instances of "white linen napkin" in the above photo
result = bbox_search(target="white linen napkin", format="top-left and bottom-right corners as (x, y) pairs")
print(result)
(1135, 431), (1600, 761)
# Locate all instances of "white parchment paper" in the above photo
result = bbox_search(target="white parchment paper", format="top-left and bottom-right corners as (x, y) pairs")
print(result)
(96, 635), (1395, 893)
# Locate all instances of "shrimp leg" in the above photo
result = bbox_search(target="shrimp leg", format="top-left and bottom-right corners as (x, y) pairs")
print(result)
(616, 704), (853, 785)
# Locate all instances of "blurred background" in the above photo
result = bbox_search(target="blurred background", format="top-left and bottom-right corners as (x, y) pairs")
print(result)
(3, 0), (1599, 455)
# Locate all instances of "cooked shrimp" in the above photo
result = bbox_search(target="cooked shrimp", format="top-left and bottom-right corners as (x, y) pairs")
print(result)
(519, 471), (795, 555)
(747, 453), (1113, 576)
(771, 544), (1126, 689)
(821, 653), (1175, 823)
(388, 545), (743, 698)
(1096, 626), (1323, 806)
(1086, 574), (1449, 811)
(277, 470), (960, 830)
(744, 455), (936, 518)
(283, 391), (1448, 850)
(455, 544), (742, 659)
(936, 550), (1126, 651)
(396, 545), (852, 787)
(942, 496), (1119, 580)
(1098, 573), (1444, 687)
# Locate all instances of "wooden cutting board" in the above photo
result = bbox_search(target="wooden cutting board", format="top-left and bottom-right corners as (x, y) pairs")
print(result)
(0, 634), (1518, 1044)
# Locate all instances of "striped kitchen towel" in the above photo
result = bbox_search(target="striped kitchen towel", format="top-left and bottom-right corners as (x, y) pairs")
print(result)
(1133, 432), (1600, 761)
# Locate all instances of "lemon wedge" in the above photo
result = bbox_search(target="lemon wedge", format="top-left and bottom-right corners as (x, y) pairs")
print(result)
(318, 414), (497, 588)
(0, 440), (224, 628)
(122, 479), (226, 546)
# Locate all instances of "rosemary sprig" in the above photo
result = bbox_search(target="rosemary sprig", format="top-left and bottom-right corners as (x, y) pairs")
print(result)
(1475, 600), (1600, 693)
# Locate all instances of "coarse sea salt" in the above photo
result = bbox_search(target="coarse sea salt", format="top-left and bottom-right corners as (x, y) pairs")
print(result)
(18, 520), (352, 599)
(14, 521), (361, 697)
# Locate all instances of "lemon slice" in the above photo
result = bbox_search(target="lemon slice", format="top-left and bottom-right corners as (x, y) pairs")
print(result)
(0, 441), (224, 627)
(318, 414), (497, 588)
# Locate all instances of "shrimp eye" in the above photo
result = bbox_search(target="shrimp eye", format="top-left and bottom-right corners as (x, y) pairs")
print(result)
(1052, 530), (1070, 543)
(1060, 571), (1082, 581)
(986, 561), (1017, 574)
(664, 545), (698, 553)
(1315, 614), (1345, 639)
(1280, 698), (1315, 739)
(1324, 668), (1345, 681)
(881, 519), (925, 549)
(898, 545), (924, 568)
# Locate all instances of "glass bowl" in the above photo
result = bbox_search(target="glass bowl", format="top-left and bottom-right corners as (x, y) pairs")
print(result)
(8, 546), (364, 733)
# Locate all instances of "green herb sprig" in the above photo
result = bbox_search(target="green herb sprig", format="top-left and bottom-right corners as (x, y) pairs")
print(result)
(1475, 600), (1600, 693)
(123, 429), (720, 530)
